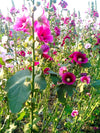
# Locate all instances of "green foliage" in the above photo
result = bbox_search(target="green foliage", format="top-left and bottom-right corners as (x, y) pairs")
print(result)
(81, 62), (91, 68)
(5, 70), (31, 113)
(0, 57), (5, 65)
(35, 73), (47, 90)
(91, 80), (100, 89)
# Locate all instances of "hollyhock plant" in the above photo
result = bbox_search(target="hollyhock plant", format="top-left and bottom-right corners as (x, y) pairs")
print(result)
(34, 62), (39, 66)
(37, 26), (53, 43)
(40, 44), (50, 53)
(71, 110), (78, 117)
(62, 72), (76, 85)
(80, 76), (90, 84)
(69, 51), (88, 65)
(59, 66), (67, 76)
(43, 67), (50, 75)
(13, 15), (32, 33)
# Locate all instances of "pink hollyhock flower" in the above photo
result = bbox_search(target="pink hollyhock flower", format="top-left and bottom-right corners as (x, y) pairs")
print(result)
(71, 110), (78, 117)
(40, 44), (50, 53)
(54, 26), (60, 36)
(21, 68), (25, 70)
(43, 53), (54, 61)
(13, 15), (31, 33)
(0, 64), (2, 68)
(53, 50), (57, 55)
(80, 76), (90, 84)
(70, 20), (75, 26)
(34, 62), (39, 66)
(52, 4), (57, 11)
(69, 51), (88, 65)
(37, 26), (53, 43)
(9, 30), (13, 37)
(93, 10), (99, 17)
(61, 35), (70, 47)
(22, 5), (27, 12)
(64, 17), (70, 24)
(27, 51), (32, 54)
(84, 43), (91, 49)
(62, 72), (76, 85)
(59, 66), (67, 76)
(20, 50), (26, 57)
(43, 67), (50, 75)
(95, 33), (100, 45)
(6, 17), (12, 23)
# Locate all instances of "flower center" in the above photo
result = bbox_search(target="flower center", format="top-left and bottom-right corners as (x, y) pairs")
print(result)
(66, 78), (71, 82)
(78, 58), (82, 61)
(63, 70), (67, 73)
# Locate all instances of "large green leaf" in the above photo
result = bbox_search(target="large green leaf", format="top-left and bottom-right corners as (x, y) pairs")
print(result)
(5, 70), (31, 113)
(91, 80), (100, 89)
(35, 73), (47, 90)
(56, 84), (75, 103)
(81, 62), (91, 68)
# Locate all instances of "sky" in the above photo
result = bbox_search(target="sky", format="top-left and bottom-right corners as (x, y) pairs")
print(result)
(0, 0), (100, 19)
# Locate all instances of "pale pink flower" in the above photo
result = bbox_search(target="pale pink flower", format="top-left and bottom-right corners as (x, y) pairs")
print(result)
(71, 110), (78, 117)
(84, 43), (91, 49)
(59, 66), (67, 76)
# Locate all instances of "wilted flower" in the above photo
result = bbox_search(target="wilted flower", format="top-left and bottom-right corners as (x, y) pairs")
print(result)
(59, 66), (67, 76)
(80, 76), (90, 84)
(69, 51), (88, 65)
(54, 26), (60, 36)
(43, 53), (54, 61)
(43, 67), (50, 75)
(62, 72), (76, 85)
(71, 110), (78, 117)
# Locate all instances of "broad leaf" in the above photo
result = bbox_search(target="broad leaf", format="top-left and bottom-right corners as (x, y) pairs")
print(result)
(35, 73), (47, 90)
(0, 57), (5, 65)
(5, 70), (31, 113)
(91, 80), (100, 89)
(81, 62), (91, 68)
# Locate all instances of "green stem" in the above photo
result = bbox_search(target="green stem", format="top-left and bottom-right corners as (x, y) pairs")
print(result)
(30, 2), (35, 132)
(50, 0), (52, 7)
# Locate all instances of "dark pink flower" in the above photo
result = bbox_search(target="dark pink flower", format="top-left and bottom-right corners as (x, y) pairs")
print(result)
(9, 30), (13, 37)
(69, 51), (88, 65)
(93, 10), (99, 17)
(80, 76), (90, 84)
(95, 33), (100, 45)
(43, 67), (50, 75)
(53, 50), (57, 55)
(59, 66), (67, 76)
(0, 64), (2, 68)
(62, 72), (76, 85)
(28, 66), (32, 71)
(20, 50), (26, 57)
(13, 15), (31, 33)
(40, 44), (50, 53)
(37, 26), (53, 43)
(34, 62), (39, 66)
(54, 26), (60, 36)
(71, 110), (78, 117)
(43, 53), (54, 61)
(64, 17), (70, 24)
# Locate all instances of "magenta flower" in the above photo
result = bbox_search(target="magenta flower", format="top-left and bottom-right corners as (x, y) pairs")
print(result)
(80, 76), (90, 84)
(37, 26), (53, 43)
(59, 66), (67, 76)
(0, 64), (2, 68)
(43, 67), (50, 75)
(43, 53), (54, 61)
(9, 30), (13, 37)
(69, 51), (88, 65)
(10, 7), (19, 14)
(61, 35), (70, 47)
(71, 110), (78, 117)
(54, 26), (60, 36)
(6, 17), (12, 23)
(34, 62), (39, 66)
(62, 72), (76, 85)
(13, 15), (31, 33)
(20, 50), (26, 57)
(93, 10), (99, 17)
(95, 33), (100, 45)
(40, 44), (50, 53)
(22, 5), (27, 12)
